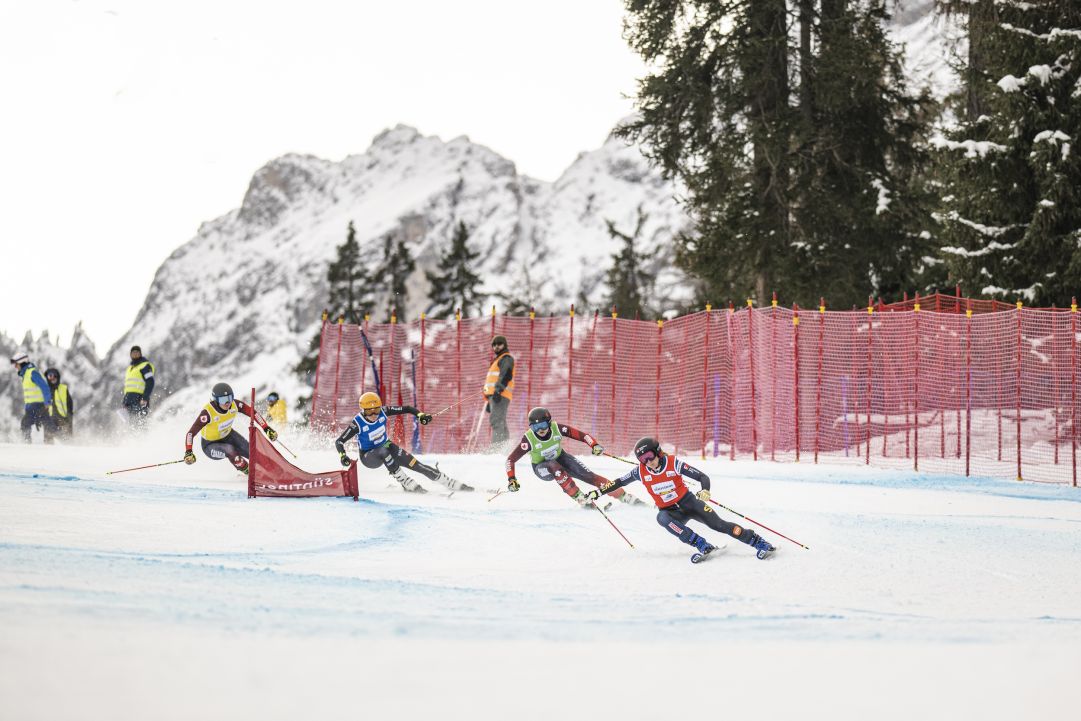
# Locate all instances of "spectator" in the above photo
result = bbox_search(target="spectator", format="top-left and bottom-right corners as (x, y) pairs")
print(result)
(10, 351), (54, 443)
(266, 391), (287, 425)
(482, 335), (515, 449)
(122, 345), (155, 428)
(44, 367), (74, 441)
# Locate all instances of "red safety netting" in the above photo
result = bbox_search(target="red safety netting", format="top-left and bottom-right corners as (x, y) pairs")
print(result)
(248, 415), (358, 499)
(310, 303), (1080, 485)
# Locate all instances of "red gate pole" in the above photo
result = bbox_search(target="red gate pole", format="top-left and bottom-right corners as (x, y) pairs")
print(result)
(310, 311), (328, 426)
(914, 294), (921, 472)
(1052, 305), (1060, 465)
(770, 291), (778, 461)
(568, 304), (575, 421)
(1072, 297), (1078, 487)
(1016, 301), (1023, 481)
(815, 299), (824, 464)
(419, 311), (426, 449)
(456, 308), (462, 445)
(527, 307), (536, 412)
(880, 297), (888, 459)
(955, 300), (962, 459)
(491, 304), (496, 338)
(655, 318), (664, 439)
(389, 306), (397, 406)
(331, 314), (344, 426)
(700, 304), (712, 458)
(904, 293), (911, 459)
(747, 299), (758, 461)
(611, 307), (619, 444)
(866, 298), (873, 466)
(728, 301), (737, 460)
(793, 304), (800, 462)
(965, 304), (972, 476)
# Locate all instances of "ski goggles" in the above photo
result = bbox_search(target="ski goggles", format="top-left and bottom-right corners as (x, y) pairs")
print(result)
(529, 420), (550, 433)
(636, 450), (658, 464)
(216, 393), (234, 406)
(267, 394), (279, 403)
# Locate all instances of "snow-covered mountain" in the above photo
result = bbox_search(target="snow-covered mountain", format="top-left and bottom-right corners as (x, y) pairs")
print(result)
(79, 125), (689, 425)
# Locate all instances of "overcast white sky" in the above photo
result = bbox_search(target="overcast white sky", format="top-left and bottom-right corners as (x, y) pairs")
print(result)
(0, 0), (645, 353)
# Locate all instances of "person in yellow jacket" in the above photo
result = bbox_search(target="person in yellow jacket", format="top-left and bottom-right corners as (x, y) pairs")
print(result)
(266, 391), (287, 424)
(44, 367), (74, 441)
(10, 351), (55, 443)
(482, 335), (514, 448)
(183, 382), (277, 474)
(122, 345), (155, 428)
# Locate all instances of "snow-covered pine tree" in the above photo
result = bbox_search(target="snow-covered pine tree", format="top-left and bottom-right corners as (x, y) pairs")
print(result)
(294, 221), (374, 415)
(934, 1), (1081, 303)
(603, 207), (656, 318)
(425, 221), (483, 319)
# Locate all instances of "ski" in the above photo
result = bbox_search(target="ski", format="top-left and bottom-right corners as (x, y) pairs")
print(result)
(690, 544), (727, 564)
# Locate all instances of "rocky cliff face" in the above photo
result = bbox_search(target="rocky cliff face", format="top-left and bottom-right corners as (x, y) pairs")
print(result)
(79, 125), (690, 425)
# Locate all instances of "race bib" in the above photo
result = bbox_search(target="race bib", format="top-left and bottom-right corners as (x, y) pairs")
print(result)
(652, 479), (678, 503)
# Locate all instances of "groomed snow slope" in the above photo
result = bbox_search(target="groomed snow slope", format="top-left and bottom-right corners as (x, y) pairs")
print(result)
(1, 435), (1080, 720)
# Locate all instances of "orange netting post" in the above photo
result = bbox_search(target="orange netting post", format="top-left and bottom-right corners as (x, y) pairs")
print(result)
(419, 312), (426, 450)
(747, 298), (758, 461)
(914, 294), (921, 472)
(527, 307), (535, 412)
(568, 304), (576, 421)
(1016, 301), (1023, 481)
(1073, 298), (1078, 487)
(456, 308), (462, 444)
(793, 304), (801, 463)
(655, 318), (663, 439)
(770, 292), (778, 461)
(331, 315), (344, 423)
(965, 303), (973, 476)
(611, 307), (619, 444)
(866, 298), (873, 466)
(815, 299), (824, 464)
(701, 304), (712, 459)
(727, 301), (737, 460)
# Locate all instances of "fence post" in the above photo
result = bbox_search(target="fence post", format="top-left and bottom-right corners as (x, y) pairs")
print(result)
(955, 299), (962, 459)
(389, 307), (397, 408)
(728, 301), (737, 460)
(866, 298), (873, 466)
(311, 310), (328, 426)
(793, 304), (800, 462)
(966, 304), (972, 476)
(770, 291), (778, 461)
(1016, 300), (1023, 481)
(331, 314), (344, 427)
(1072, 297), (1077, 487)
(527, 307), (535, 414)
(700, 304), (712, 459)
(816, 299), (824, 464)
(456, 308), (462, 443)
(747, 299), (758, 461)
(880, 297), (889, 459)
(610, 307), (618, 445)
(1052, 304), (1060, 465)
(655, 318), (664, 439)
(914, 294), (921, 472)
(491, 304), (496, 338)
(568, 304), (575, 421)
(419, 312), (426, 449)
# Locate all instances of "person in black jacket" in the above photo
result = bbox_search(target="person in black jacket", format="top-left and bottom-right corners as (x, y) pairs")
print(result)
(122, 345), (155, 428)
(44, 367), (74, 441)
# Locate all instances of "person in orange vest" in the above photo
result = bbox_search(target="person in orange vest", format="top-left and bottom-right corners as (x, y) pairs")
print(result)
(483, 335), (514, 448)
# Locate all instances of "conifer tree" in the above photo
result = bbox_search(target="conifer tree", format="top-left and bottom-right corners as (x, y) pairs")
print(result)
(374, 233), (416, 318)
(425, 221), (484, 319)
(933, 2), (1081, 304)
(603, 207), (656, 318)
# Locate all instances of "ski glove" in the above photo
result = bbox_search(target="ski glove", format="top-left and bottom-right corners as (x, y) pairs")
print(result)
(265, 427), (278, 441)
(584, 489), (600, 501)
(591, 444), (604, 456)
(507, 477), (520, 492)
(339, 452), (351, 468)
(417, 412), (432, 425)
(184, 450), (197, 465)
(697, 489), (711, 504)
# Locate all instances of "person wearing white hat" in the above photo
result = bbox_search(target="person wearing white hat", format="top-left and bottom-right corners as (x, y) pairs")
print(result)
(10, 351), (55, 442)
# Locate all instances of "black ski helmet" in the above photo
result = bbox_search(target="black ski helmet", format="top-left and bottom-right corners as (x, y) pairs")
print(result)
(527, 407), (552, 426)
(211, 382), (234, 405)
(45, 367), (61, 382)
(634, 436), (662, 463)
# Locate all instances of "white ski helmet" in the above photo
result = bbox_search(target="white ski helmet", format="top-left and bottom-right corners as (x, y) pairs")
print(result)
(10, 350), (29, 366)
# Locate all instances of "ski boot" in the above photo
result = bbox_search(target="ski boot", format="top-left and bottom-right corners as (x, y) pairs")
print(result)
(750, 532), (775, 560)
(435, 471), (473, 492)
(690, 536), (716, 564)
(391, 469), (428, 494)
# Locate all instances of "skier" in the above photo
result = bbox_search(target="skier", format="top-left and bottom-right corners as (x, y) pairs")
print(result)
(10, 351), (55, 443)
(122, 345), (155, 428)
(266, 391), (287, 424)
(334, 391), (471, 494)
(44, 367), (74, 440)
(183, 382), (277, 474)
(504, 407), (647, 508)
(585, 436), (776, 562)
(482, 335), (514, 449)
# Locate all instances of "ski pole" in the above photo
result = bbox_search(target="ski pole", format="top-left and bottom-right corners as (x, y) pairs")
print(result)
(590, 499), (635, 549)
(603, 452), (636, 465)
(431, 395), (477, 418)
(488, 488), (505, 502)
(707, 499), (809, 550)
(275, 438), (298, 459)
(106, 459), (185, 475)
